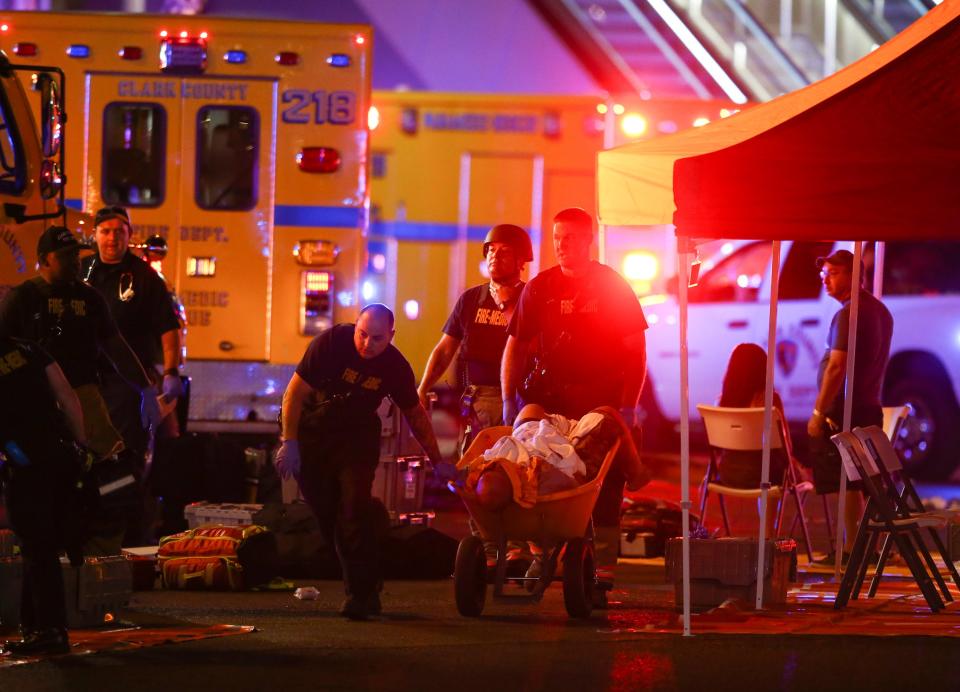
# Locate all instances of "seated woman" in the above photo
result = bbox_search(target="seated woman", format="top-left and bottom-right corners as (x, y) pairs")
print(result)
(715, 343), (790, 531)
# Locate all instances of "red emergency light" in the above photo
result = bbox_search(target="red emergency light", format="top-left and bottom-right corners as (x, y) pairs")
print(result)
(297, 147), (341, 173)
(119, 46), (143, 60)
(13, 42), (37, 57)
(275, 51), (300, 66)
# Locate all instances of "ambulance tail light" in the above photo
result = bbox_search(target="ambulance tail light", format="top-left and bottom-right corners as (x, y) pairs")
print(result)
(297, 147), (341, 173)
(300, 271), (334, 336)
(13, 43), (37, 57)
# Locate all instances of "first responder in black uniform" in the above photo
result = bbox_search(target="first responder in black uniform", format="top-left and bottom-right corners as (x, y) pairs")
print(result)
(417, 223), (532, 452)
(502, 207), (650, 606)
(417, 223), (532, 572)
(275, 304), (445, 620)
(0, 225), (158, 556)
(83, 206), (183, 449)
(83, 206), (182, 545)
(0, 336), (87, 656)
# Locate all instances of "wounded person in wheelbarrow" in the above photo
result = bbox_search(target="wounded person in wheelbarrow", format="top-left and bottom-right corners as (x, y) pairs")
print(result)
(465, 405), (650, 588)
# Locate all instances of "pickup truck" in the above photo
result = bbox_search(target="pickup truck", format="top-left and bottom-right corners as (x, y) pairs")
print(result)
(641, 239), (960, 479)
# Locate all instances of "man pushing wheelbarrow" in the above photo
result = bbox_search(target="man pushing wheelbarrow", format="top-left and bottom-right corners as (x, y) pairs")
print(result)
(500, 207), (651, 607)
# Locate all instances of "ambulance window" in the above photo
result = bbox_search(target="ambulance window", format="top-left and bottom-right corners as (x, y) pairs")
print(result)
(0, 85), (26, 195)
(779, 241), (833, 300)
(689, 241), (771, 303)
(102, 103), (166, 207)
(883, 242), (960, 296)
(196, 106), (258, 211)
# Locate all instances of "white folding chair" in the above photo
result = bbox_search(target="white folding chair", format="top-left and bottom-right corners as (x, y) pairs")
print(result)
(831, 431), (946, 612)
(697, 405), (815, 562)
(852, 425), (960, 599)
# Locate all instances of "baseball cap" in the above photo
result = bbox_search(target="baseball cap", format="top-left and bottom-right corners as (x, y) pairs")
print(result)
(94, 205), (131, 228)
(36, 225), (81, 258)
(815, 249), (854, 271)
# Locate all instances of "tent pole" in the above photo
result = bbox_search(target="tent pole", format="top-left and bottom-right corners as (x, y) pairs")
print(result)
(873, 242), (885, 299)
(834, 240), (864, 578)
(755, 240), (781, 609)
(678, 238), (693, 636)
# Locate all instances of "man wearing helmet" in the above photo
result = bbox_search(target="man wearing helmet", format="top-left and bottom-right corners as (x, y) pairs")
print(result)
(418, 223), (532, 448)
(418, 223), (532, 574)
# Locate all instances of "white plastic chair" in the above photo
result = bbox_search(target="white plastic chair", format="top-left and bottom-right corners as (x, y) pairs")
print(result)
(697, 405), (815, 562)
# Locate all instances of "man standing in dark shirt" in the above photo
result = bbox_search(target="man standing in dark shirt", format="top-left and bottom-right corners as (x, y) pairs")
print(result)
(275, 304), (444, 620)
(502, 207), (650, 604)
(83, 205), (183, 450)
(83, 206), (182, 545)
(0, 336), (87, 656)
(0, 225), (156, 556)
(807, 249), (893, 555)
(418, 224), (532, 450)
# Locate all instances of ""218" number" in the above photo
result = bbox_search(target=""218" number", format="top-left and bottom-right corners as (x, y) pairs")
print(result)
(282, 90), (355, 125)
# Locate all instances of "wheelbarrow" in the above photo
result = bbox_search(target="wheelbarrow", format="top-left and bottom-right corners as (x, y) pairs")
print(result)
(449, 421), (621, 618)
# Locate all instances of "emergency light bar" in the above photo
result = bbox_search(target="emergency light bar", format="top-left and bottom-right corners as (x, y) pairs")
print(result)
(160, 33), (207, 74)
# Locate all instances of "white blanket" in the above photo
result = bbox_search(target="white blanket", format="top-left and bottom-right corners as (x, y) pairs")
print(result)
(482, 412), (605, 478)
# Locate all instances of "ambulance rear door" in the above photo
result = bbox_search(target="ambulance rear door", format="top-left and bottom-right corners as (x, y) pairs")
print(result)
(85, 73), (277, 361)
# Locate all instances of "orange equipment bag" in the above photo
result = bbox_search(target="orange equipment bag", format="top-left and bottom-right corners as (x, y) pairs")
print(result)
(158, 525), (267, 590)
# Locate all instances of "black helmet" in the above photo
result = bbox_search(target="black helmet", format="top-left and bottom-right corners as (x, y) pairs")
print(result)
(482, 224), (533, 263)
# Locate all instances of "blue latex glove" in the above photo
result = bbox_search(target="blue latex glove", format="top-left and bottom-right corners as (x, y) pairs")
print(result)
(162, 373), (183, 400)
(275, 440), (301, 481)
(140, 387), (162, 430)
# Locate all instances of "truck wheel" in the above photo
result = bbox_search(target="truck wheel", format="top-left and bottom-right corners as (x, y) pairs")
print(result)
(562, 537), (594, 619)
(454, 536), (487, 617)
(886, 379), (960, 480)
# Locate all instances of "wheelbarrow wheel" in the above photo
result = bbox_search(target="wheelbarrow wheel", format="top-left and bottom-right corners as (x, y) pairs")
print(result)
(454, 536), (487, 617)
(563, 537), (595, 618)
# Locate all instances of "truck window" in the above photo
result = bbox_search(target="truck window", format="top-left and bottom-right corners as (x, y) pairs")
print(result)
(779, 241), (832, 300)
(102, 103), (166, 207)
(689, 241), (771, 303)
(883, 242), (960, 296)
(0, 84), (25, 196)
(196, 106), (258, 211)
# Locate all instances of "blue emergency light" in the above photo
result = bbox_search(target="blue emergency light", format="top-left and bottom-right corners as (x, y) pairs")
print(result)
(66, 44), (91, 59)
(224, 49), (247, 64)
(326, 53), (350, 67)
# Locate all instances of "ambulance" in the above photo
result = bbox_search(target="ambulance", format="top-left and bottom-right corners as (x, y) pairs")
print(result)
(367, 91), (737, 378)
(0, 49), (67, 298)
(0, 12), (372, 430)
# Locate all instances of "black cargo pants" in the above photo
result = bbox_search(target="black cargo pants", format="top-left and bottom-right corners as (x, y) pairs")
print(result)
(3, 448), (81, 631)
(298, 416), (383, 600)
